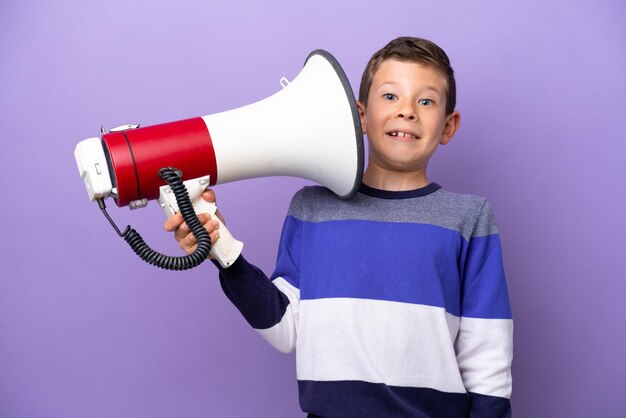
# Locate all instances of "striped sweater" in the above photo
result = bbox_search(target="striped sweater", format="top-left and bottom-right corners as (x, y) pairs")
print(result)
(216, 183), (513, 417)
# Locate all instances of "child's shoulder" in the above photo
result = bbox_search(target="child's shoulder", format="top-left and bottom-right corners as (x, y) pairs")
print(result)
(287, 186), (348, 221)
(431, 188), (499, 238)
(431, 187), (490, 214)
(292, 185), (335, 201)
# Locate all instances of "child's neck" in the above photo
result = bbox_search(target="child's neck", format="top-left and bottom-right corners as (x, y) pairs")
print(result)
(362, 167), (431, 191)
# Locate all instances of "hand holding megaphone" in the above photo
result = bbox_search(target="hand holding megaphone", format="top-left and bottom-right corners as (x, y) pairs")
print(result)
(164, 190), (220, 251)
(159, 177), (242, 267)
(164, 189), (232, 261)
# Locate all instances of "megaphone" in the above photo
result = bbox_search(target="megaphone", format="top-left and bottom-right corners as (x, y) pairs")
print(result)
(75, 49), (364, 270)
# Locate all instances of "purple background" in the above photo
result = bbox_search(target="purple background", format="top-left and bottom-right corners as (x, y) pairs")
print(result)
(1, 1), (624, 417)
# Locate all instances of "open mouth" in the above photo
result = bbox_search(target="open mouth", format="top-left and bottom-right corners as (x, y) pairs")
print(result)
(387, 131), (420, 140)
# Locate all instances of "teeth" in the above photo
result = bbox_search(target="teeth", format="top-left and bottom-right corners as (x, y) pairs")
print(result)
(389, 131), (417, 139)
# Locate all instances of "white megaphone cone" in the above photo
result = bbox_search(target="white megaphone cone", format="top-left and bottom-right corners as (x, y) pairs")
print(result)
(206, 50), (364, 197)
(74, 49), (364, 270)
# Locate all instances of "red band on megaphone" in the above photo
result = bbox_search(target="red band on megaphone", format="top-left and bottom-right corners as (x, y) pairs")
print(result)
(102, 117), (217, 207)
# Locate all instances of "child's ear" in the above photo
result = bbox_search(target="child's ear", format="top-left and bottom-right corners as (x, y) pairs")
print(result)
(357, 101), (367, 135)
(440, 111), (461, 145)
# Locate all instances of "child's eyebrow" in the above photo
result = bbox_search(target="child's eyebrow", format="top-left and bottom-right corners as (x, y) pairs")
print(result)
(422, 86), (443, 96)
(376, 82), (442, 95)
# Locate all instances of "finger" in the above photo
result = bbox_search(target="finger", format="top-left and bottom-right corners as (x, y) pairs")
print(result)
(210, 228), (220, 245)
(200, 190), (225, 224)
(174, 223), (189, 241)
(183, 213), (212, 228)
(174, 216), (213, 242)
(193, 213), (211, 224)
(204, 220), (217, 238)
(164, 213), (183, 231)
(179, 232), (198, 251)
(182, 243), (197, 255)
(177, 215), (206, 235)
(214, 209), (226, 225)
(181, 219), (218, 245)
(202, 189), (216, 203)
(180, 224), (219, 258)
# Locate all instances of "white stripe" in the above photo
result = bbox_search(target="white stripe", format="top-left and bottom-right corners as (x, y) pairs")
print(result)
(272, 276), (301, 303)
(255, 277), (300, 353)
(455, 317), (513, 398)
(295, 298), (466, 394)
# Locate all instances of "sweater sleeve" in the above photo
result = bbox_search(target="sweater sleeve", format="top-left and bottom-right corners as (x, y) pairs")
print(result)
(215, 193), (304, 354)
(455, 200), (513, 417)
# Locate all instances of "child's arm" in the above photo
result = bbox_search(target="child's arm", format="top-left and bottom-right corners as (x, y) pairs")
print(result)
(214, 254), (298, 353)
(164, 189), (300, 353)
(455, 200), (513, 418)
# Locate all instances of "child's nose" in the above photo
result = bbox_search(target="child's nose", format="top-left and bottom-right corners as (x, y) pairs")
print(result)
(396, 109), (417, 121)
(396, 101), (417, 120)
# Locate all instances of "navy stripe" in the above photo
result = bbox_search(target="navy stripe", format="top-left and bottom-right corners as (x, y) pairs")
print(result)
(359, 182), (441, 199)
(468, 392), (512, 418)
(298, 218), (464, 316)
(298, 380), (470, 418)
(216, 256), (291, 329)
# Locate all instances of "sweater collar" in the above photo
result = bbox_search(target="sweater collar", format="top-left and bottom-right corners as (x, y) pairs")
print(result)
(359, 182), (441, 199)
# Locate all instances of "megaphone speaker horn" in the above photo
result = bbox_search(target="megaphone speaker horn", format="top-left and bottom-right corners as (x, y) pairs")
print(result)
(98, 49), (364, 208)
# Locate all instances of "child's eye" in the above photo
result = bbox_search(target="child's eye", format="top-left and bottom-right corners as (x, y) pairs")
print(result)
(418, 98), (434, 106)
(383, 93), (397, 101)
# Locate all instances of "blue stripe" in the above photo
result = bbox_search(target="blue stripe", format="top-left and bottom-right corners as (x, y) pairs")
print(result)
(298, 380), (471, 417)
(272, 215), (303, 289)
(299, 219), (464, 316)
(273, 217), (512, 319)
(460, 234), (512, 319)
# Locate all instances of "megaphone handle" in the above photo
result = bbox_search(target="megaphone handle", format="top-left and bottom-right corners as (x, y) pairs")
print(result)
(159, 179), (244, 268)
(192, 198), (244, 268)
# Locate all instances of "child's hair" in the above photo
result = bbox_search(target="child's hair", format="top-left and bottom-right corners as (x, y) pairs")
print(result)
(358, 37), (457, 115)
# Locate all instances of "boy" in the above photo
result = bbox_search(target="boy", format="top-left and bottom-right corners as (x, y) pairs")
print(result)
(165, 37), (513, 417)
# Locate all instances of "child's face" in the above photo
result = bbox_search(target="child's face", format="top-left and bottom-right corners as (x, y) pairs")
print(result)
(358, 59), (460, 178)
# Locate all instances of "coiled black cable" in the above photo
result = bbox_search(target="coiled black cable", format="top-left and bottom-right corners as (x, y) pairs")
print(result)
(98, 167), (212, 271)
